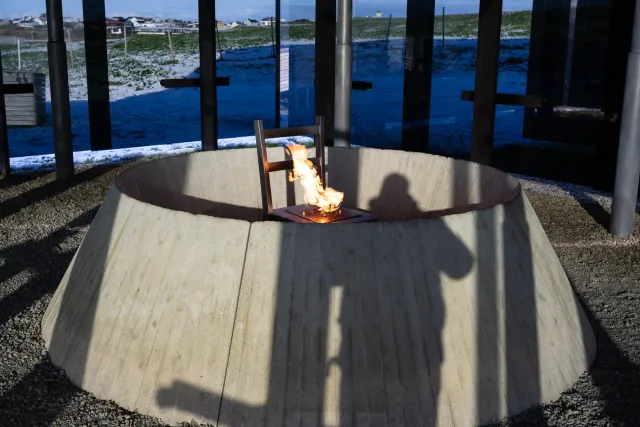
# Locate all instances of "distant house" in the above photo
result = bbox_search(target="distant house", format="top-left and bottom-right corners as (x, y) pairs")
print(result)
(244, 18), (259, 26)
(375, 10), (382, 18)
(14, 17), (45, 28)
(216, 20), (225, 29)
(228, 21), (244, 28)
(260, 17), (286, 26)
(0, 19), (12, 27)
(125, 17), (148, 27)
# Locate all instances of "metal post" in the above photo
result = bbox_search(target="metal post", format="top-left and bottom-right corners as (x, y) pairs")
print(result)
(470, 0), (503, 165)
(46, 0), (74, 182)
(335, 0), (353, 148)
(0, 50), (10, 176)
(17, 39), (21, 69)
(314, 0), (336, 147)
(610, 0), (640, 236)
(198, 0), (218, 150)
(82, 0), (112, 151)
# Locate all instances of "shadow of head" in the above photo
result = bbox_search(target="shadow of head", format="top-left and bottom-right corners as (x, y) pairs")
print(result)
(368, 173), (474, 279)
(369, 173), (421, 220)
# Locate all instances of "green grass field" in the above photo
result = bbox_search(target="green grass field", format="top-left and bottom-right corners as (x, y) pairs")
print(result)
(0, 10), (532, 85)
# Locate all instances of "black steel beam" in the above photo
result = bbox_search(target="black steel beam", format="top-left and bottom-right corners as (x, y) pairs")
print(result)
(82, 0), (112, 151)
(2, 84), (35, 95)
(470, 0), (503, 165)
(0, 53), (9, 176)
(199, 0), (218, 151)
(160, 77), (230, 88)
(401, 0), (435, 152)
(46, 0), (74, 182)
(461, 90), (542, 108)
(275, 0), (281, 128)
(313, 78), (372, 91)
(314, 0), (336, 146)
(596, 0), (636, 192)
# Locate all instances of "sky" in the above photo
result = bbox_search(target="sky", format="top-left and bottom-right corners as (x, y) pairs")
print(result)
(1, 0), (533, 23)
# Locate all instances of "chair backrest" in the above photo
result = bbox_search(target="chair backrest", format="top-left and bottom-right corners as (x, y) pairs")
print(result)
(254, 115), (325, 219)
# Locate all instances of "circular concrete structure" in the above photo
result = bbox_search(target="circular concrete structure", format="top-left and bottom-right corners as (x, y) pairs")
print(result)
(42, 147), (595, 426)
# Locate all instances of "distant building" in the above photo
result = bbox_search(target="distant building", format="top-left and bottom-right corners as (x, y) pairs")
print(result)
(244, 18), (259, 26)
(260, 17), (286, 26)
(13, 16), (45, 28)
(216, 20), (225, 29)
(375, 10), (382, 18)
(0, 19), (11, 27)
(228, 21), (244, 28)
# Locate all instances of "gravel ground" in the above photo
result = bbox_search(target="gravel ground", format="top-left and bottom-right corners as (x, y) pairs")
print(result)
(1, 161), (639, 427)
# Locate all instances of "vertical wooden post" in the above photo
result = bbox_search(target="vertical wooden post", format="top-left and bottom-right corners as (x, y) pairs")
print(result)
(216, 25), (223, 60)
(198, 0), (218, 151)
(442, 7), (445, 47)
(67, 28), (74, 65)
(17, 39), (21, 69)
(124, 24), (128, 59)
(470, 0), (503, 165)
(168, 30), (174, 61)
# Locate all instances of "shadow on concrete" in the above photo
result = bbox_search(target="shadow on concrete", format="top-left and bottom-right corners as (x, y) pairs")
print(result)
(154, 156), (474, 425)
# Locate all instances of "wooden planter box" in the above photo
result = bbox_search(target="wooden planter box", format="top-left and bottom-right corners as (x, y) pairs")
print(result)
(3, 70), (46, 126)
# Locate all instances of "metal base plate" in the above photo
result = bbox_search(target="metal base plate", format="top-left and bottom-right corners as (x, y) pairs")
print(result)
(270, 205), (377, 224)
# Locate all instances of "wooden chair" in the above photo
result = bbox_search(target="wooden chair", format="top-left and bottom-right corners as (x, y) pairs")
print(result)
(254, 116), (325, 219)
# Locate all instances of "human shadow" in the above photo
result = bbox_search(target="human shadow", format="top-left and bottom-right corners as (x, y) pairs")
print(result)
(156, 169), (474, 426)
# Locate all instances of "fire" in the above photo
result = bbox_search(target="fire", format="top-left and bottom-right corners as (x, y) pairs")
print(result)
(285, 143), (344, 214)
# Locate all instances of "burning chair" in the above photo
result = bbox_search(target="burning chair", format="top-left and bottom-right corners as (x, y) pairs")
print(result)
(254, 115), (376, 224)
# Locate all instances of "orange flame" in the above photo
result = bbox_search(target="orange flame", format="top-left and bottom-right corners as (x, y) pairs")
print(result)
(285, 143), (344, 214)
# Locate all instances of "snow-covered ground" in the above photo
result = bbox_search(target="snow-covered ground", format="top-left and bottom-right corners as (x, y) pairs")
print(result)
(5, 37), (533, 162)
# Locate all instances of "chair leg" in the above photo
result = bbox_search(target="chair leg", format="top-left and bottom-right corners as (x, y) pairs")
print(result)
(254, 120), (272, 218)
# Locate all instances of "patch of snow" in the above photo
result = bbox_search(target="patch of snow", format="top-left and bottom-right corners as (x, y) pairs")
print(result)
(8, 135), (313, 173)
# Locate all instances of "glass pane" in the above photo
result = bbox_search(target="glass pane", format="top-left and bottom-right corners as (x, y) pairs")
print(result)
(352, 12), (406, 149)
(278, 0), (315, 128)
(428, 1), (481, 158)
(217, 4), (278, 137)
(105, 5), (202, 150)
(1, 3), (82, 158)
(494, 0), (608, 187)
